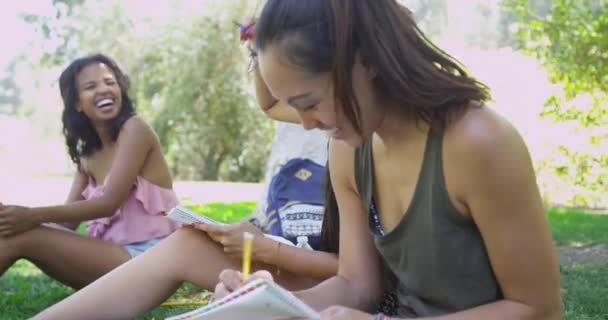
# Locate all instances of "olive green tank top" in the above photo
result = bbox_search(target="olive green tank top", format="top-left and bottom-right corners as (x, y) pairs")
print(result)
(355, 130), (502, 317)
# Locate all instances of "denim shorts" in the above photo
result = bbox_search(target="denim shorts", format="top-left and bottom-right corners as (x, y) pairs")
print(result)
(123, 236), (167, 258)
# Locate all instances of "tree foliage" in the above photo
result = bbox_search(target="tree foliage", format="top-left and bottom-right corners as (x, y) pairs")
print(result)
(136, 6), (272, 181)
(21, 0), (88, 67)
(503, 0), (608, 207)
(0, 59), (22, 115)
(22, 0), (273, 182)
(399, 0), (448, 38)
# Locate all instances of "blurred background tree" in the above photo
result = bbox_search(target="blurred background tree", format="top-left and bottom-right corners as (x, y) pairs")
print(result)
(19, 0), (272, 182)
(1, 0), (606, 207)
(0, 59), (22, 115)
(399, 0), (448, 38)
(502, 0), (607, 207)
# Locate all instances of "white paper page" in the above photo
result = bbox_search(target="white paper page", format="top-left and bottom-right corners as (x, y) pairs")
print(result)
(166, 206), (225, 226)
(165, 279), (319, 320)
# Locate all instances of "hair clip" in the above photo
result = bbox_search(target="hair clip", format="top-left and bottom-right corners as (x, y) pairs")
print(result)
(234, 19), (257, 72)
(234, 20), (256, 42)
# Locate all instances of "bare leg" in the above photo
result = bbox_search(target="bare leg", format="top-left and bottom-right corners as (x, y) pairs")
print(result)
(33, 227), (320, 320)
(0, 225), (130, 289)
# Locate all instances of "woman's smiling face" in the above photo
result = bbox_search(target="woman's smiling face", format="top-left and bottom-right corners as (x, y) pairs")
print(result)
(258, 45), (384, 147)
(75, 62), (123, 124)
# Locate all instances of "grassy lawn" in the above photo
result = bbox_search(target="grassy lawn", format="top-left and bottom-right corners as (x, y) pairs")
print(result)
(561, 265), (608, 320)
(547, 208), (608, 246)
(0, 201), (255, 320)
(1, 204), (607, 319)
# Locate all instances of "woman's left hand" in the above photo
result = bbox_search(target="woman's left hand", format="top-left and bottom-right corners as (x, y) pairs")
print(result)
(0, 205), (38, 237)
(314, 306), (375, 320)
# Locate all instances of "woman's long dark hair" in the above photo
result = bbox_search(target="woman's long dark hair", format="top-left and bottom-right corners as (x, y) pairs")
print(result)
(256, 0), (490, 132)
(319, 165), (339, 254)
(59, 53), (136, 168)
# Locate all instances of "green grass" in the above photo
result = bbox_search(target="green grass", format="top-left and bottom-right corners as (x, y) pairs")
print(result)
(1, 204), (607, 319)
(0, 201), (255, 320)
(1, 260), (72, 318)
(561, 265), (608, 320)
(547, 208), (608, 246)
(0, 260), (207, 320)
(183, 201), (256, 224)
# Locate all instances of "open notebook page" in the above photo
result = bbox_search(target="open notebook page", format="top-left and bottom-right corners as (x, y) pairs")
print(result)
(165, 279), (319, 320)
(166, 206), (225, 226)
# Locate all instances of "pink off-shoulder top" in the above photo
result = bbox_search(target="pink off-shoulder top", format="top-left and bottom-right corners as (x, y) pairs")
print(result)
(82, 176), (180, 245)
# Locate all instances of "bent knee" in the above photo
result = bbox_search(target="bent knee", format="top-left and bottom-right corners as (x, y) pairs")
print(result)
(0, 227), (57, 257)
(167, 227), (218, 251)
(0, 234), (23, 258)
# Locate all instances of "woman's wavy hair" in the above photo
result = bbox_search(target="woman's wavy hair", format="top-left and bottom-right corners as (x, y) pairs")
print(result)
(59, 53), (135, 168)
(256, 0), (491, 133)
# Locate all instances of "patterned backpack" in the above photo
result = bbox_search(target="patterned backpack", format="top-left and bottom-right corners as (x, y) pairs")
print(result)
(264, 158), (326, 249)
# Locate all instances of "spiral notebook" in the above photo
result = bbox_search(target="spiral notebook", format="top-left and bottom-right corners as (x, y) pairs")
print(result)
(166, 206), (225, 226)
(165, 279), (319, 320)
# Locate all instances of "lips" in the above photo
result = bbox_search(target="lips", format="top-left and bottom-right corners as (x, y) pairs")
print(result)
(95, 98), (114, 108)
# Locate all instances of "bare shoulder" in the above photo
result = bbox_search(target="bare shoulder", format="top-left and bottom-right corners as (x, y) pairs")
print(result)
(443, 105), (539, 218)
(444, 105), (530, 167)
(118, 116), (158, 144)
(445, 107), (562, 318)
(120, 115), (154, 134)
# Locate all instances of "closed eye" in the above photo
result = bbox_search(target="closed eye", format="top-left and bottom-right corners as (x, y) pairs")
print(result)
(290, 101), (319, 111)
(303, 103), (319, 111)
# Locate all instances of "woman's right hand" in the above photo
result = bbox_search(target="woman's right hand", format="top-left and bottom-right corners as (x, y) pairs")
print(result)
(214, 269), (275, 300)
(215, 269), (323, 320)
(194, 222), (267, 259)
(0, 205), (39, 237)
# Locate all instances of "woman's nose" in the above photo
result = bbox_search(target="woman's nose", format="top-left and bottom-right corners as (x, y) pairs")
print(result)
(298, 111), (319, 130)
(96, 82), (112, 94)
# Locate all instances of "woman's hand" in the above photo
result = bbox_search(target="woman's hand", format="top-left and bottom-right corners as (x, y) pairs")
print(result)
(214, 269), (274, 300)
(195, 222), (274, 260)
(0, 205), (39, 237)
(215, 269), (376, 320)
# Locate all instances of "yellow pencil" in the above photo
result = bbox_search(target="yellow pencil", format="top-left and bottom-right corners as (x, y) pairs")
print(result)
(242, 231), (254, 281)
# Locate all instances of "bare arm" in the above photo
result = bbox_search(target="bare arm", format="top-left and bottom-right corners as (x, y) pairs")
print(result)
(252, 63), (301, 124)
(294, 139), (384, 312)
(210, 140), (383, 310)
(197, 221), (338, 280)
(29, 117), (157, 224)
(60, 171), (89, 229)
(256, 235), (338, 280)
(412, 109), (563, 320)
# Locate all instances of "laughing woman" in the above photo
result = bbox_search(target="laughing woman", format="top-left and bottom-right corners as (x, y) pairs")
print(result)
(0, 54), (179, 290)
